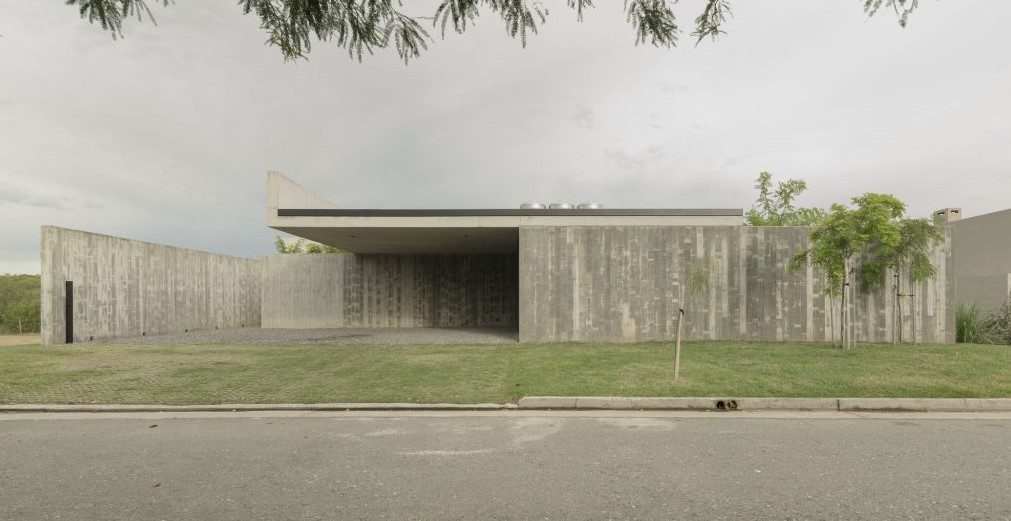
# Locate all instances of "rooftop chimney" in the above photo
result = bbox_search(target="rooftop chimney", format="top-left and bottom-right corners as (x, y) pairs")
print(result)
(933, 208), (962, 224)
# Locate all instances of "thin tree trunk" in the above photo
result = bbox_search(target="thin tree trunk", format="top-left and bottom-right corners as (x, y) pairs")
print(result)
(829, 296), (836, 347)
(911, 291), (918, 344)
(674, 286), (685, 382)
(893, 272), (899, 344)
(897, 273), (904, 344)
(674, 310), (684, 381)
(840, 261), (847, 350)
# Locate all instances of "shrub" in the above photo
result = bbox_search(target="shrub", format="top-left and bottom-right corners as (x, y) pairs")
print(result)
(981, 298), (1011, 345)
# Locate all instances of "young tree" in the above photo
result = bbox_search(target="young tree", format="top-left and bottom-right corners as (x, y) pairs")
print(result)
(790, 203), (863, 348)
(789, 193), (940, 349)
(67, 0), (920, 63)
(673, 261), (711, 382)
(859, 216), (943, 343)
(745, 171), (825, 226)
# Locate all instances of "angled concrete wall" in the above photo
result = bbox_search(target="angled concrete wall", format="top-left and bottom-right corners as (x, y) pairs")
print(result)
(41, 226), (260, 345)
(949, 208), (1011, 309)
(519, 226), (953, 344)
(261, 254), (517, 328)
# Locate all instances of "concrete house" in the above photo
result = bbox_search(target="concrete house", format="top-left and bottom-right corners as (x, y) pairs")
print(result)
(41, 172), (958, 345)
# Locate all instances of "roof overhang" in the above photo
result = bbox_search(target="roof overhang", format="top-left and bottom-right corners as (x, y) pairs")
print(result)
(266, 172), (744, 254)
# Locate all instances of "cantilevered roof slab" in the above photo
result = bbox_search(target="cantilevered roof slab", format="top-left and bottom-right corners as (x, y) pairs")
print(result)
(266, 172), (744, 254)
(273, 225), (519, 254)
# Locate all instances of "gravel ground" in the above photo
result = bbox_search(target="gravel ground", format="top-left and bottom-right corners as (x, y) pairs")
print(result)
(88, 326), (519, 345)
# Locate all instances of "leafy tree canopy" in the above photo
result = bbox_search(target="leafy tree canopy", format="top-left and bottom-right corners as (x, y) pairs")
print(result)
(66, 0), (921, 63)
(789, 192), (942, 296)
(787, 192), (941, 348)
(275, 236), (345, 254)
(0, 274), (41, 334)
(745, 171), (826, 226)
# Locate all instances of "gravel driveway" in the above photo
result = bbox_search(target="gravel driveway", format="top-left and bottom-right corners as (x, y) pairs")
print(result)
(90, 326), (519, 345)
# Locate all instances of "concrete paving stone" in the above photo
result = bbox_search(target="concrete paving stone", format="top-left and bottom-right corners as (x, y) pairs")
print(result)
(735, 398), (840, 411)
(625, 397), (724, 410)
(966, 399), (1011, 411)
(840, 398), (958, 411)
(575, 397), (637, 409)
(516, 397), (579, 409)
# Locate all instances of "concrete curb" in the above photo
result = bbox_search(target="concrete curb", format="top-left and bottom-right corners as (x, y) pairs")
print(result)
(836, 398), (1011, 412)
(4, 398), (1011, 414)
(0, 403), (515, 413)
(516, 397), (1011, 412)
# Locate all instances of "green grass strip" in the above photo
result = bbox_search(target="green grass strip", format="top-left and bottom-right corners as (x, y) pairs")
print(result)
(1, 341), (1009, 405)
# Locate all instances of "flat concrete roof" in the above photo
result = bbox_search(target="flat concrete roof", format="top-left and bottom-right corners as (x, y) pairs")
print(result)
(278, 208), (743, 217)
(266, 172), (746, 254)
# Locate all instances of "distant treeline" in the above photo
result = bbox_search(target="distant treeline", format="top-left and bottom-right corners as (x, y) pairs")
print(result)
(0, 274), (41, 334)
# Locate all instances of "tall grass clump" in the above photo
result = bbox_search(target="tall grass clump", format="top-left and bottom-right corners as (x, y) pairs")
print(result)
(958, 296), (1011, 345)
(956, 302), (989, 344)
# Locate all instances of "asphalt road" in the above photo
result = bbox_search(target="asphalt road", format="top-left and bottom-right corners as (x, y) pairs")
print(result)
(2, 411), (1010, 520)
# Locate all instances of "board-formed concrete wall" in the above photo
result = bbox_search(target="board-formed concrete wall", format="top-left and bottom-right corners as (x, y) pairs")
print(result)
(519, 226), (953, 343)
(41, 226), (261, 345)
(261, 254), (517, 328)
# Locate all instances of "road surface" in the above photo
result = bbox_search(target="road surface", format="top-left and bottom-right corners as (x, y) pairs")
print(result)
(2, 411), (1009, 520)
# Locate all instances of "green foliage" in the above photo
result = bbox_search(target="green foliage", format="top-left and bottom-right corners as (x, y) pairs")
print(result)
(956, 302), (989, 344)
(692, 0), (731, 43)
(67, 0), (166, 37)
(860, 215), (943, 291)
(790, 193), (940, 296)
(863, 0), (919, 28)
(625, 0), (679, 48)
(685, 262), (711, 299)
(957, 298), (1011, 345)
(789, 192), (942, 349)
(0, 274), (41, 334)
(745, 172), (825, 226)
(66, 0), (920, 62)
(981, 298), (1011, 345)
(788, 202), (862, 296)
(274, 236), (345, 254)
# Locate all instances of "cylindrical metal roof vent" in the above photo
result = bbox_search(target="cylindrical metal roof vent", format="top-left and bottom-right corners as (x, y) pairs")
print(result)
(520, 202), (546, 209)
(577, 203), (604, 209)
(548, 203), (574, 209)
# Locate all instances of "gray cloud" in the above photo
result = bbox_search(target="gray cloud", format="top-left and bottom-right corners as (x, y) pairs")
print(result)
(604, 145), (667, 173)
(572, 105), (595, 129)
(0, 181), (106, 211)
(1, 1), (1010, 274)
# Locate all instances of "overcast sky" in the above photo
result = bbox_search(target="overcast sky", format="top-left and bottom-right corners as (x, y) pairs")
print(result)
(2, 1), (1010, 274)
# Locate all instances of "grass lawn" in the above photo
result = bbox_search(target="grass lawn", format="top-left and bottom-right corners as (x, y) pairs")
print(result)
(1, 340), (1009, 405)
(0, 334), (39, 347)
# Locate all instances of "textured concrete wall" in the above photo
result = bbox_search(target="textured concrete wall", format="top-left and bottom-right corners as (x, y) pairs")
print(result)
(261, 254), (517, 328)
(949, 208), (1011, 308)
(957, 274), (1011, 311)
(41, 227), (260, 345)
(519, 226), (953, 344)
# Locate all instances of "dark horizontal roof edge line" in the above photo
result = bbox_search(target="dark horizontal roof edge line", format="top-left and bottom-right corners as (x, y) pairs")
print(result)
(278, 209), (745, 217)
